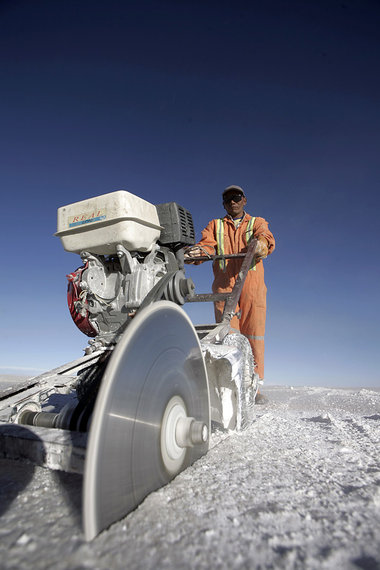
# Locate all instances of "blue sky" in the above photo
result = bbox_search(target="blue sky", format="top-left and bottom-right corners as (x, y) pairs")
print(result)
(1, 0), (379, 387)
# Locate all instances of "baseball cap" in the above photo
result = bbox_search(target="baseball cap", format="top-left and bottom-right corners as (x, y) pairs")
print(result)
(222, 185), (245, 199)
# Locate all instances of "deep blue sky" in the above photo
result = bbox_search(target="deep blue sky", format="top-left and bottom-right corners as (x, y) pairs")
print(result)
(1, 0), (379, 386)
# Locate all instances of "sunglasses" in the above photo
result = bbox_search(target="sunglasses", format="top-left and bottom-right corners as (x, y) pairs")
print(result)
(223, 194), (243, 204)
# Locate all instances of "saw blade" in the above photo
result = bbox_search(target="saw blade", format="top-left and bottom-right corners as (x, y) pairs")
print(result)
(83, 301), (210, 541)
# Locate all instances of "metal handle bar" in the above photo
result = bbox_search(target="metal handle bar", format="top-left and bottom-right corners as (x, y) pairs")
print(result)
(185, 253), (246, 262)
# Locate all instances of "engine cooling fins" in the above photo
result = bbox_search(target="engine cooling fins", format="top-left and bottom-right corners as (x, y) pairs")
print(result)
(83, 301), (210, 540)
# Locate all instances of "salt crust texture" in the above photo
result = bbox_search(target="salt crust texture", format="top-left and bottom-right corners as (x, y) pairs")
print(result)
(0, 385), (379, 570)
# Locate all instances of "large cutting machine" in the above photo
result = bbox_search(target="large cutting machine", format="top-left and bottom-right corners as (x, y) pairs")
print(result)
(0, 190), (259, 540)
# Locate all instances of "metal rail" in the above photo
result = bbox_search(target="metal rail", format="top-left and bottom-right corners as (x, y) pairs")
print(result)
(186, 253), (246, 262)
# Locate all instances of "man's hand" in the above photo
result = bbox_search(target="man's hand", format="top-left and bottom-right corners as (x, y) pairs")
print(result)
(254, 237), (269, 260)
(184, 246), (203, 262)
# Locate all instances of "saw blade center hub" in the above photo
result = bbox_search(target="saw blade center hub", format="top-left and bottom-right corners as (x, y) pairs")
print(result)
(161, 396), (187, 474)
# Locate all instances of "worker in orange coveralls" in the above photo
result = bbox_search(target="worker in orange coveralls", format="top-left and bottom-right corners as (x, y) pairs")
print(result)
(184, 185), (275, 380)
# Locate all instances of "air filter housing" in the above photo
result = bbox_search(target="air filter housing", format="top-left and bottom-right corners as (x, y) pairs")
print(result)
(156, 202), (195, 247)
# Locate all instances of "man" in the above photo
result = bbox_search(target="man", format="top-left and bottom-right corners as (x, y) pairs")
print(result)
(184, 185), (275, 380)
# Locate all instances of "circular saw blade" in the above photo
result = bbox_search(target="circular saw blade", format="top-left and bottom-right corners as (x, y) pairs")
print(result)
(83, 301), (210, 541)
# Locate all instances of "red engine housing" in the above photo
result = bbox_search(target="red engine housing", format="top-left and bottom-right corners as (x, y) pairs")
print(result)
(67, 264), (97, 337)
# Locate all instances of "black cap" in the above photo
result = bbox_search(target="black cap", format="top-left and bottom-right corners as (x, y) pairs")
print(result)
(222, 185), (245, 199)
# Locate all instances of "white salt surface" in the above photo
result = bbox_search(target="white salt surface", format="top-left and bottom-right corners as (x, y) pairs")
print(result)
(1, 385), (379, 569)
(0, 375), (33, 391)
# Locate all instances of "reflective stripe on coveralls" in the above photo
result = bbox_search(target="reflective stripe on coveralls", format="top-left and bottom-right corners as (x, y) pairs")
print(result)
(216, 218), (226, 270)
(215, 217), (256, 271)
(245, 216), (256, 270)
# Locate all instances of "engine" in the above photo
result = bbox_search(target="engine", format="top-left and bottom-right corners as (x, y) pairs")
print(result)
(56, 191), (196, 351)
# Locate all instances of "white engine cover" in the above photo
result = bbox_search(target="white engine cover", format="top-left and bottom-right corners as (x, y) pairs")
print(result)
(56, 190), (162, 254)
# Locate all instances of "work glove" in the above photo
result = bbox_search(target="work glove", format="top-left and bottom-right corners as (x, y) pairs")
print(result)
(254, 236), (269, 260)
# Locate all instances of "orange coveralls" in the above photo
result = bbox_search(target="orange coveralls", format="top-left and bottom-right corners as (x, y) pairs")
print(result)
(196, 214), (275, 379)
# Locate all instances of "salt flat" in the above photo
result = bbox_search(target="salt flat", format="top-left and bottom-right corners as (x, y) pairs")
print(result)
(0, 384), (379, 569)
